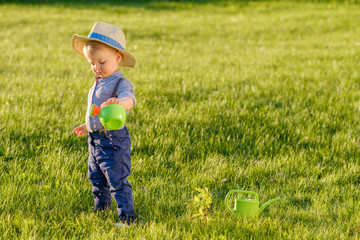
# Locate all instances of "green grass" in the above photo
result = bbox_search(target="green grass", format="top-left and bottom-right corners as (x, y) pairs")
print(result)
(1, 0), (360, 239)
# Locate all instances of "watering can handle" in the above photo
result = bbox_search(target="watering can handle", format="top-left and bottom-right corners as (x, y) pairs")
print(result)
(225, 190), (259, 213)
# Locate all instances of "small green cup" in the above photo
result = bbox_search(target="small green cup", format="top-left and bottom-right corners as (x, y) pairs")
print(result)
(92, 104), (126, 130)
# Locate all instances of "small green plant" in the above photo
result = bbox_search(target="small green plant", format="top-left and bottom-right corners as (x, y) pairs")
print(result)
(185, 187), (212, 228)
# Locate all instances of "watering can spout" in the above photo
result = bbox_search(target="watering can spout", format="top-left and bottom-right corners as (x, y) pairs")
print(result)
(259, 197), (281, 215)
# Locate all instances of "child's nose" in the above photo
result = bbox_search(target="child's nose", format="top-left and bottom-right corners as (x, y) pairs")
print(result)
(94, 64), (101, 71)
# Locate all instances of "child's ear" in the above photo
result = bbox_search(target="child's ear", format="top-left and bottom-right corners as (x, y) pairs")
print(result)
(116, 51), (123, 64)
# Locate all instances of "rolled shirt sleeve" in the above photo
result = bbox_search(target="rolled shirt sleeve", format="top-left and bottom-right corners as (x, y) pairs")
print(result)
(116, 79), (136, 106)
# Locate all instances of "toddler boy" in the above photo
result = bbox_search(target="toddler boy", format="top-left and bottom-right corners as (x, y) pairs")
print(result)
(72, 22), (136, 226)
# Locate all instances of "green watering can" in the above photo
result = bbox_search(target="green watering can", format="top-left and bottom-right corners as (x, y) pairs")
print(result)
(225, 190), (280, 218)
(91, 103), (126, 130)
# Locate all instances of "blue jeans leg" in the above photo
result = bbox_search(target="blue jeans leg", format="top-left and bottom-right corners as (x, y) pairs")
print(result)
(88, 127), (135, 220)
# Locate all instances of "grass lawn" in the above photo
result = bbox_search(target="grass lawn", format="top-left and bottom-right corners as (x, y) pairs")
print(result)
(1, 0), (360, 239)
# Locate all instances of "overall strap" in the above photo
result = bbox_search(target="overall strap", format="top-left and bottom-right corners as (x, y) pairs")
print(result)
(100, 77), (123, 134)
(111, 77), (123, 98)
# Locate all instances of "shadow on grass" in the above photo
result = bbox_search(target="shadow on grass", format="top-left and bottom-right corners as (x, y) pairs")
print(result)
(0, 0), (357, 8)
(0, 0), (250, 8)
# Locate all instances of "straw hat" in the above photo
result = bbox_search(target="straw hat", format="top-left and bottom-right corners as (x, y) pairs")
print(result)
(72, 22), (136, 67)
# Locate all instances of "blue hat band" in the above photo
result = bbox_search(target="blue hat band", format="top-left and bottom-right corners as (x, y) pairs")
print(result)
(88, 32), (125, 50)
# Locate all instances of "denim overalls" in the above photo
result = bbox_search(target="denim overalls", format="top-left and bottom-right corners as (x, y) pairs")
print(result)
(87, 72), (135, 223)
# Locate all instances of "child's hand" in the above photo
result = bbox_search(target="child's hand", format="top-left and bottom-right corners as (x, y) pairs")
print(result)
(101, 97), (121, 107)
(101, 97), (134, 111)
(72, 123), (88, 136)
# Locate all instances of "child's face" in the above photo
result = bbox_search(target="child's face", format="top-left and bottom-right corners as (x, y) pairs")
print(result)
(83, 44), (122, 79)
